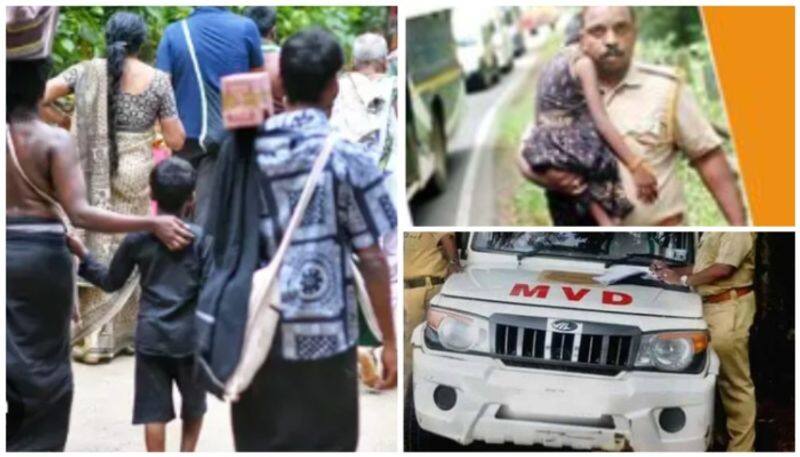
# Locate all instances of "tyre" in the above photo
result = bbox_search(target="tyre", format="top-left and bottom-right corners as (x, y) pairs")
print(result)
(465, 72), (486, 92)
(429, 113), (448, 194)
(481, 69), (491, 89)
(491, 54), (502, 83)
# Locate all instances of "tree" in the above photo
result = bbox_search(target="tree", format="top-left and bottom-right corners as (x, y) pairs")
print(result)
(51, 6), (390, 75)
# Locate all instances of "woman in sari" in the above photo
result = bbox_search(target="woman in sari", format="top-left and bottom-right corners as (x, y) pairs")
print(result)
(43, 12), (185, 363)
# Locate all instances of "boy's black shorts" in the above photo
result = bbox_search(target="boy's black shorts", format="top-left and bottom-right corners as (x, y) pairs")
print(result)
(133, 354), (207, 425)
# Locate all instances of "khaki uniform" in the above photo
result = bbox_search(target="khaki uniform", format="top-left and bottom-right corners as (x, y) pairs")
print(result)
(403, 232), (451, 385)
(603, 62), (725, 226)
(694, 232), (757, 451)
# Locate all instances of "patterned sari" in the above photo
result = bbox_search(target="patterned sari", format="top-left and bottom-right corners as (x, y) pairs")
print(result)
(70, 59), (154, 362)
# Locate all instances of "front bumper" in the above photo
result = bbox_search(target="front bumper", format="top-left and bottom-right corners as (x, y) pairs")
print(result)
(412, 325), (719, 451)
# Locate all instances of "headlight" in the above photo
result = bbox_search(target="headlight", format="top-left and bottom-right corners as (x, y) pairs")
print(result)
(424, 307), (489, 353)
(635, 331), (709, 372)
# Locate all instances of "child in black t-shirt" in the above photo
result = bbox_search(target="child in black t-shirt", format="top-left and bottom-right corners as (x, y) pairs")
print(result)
(68, 157), (210, 451)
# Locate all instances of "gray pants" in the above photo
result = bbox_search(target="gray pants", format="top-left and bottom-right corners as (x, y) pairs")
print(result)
(175, 140), (216, 228)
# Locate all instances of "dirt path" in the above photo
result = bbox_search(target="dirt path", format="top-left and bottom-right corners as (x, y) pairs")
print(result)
(66, 355), (397, 451)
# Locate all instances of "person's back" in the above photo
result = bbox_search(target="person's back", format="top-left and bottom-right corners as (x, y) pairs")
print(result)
(156, 7), (263, 227)
(72, 158), (209, 356)
(7, 116), (72, 219)
(206, 28), (397, 452)
(69, 157), (208, 451)
(156, 7), (263, 145)
(6, 101), (76, 452)
(6, 25), (193, 450)
(330, 33), (395, 163)
(534, 45), (585, 115)
(80, 224), (207, 354)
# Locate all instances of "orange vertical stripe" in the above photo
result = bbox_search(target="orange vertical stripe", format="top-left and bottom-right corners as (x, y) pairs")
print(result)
(702, 7), (794, 226)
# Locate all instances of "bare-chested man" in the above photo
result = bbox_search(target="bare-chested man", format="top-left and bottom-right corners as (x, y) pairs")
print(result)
(6, 55), (193, 451)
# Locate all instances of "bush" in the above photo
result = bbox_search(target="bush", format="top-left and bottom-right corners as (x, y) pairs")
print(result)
(51, 6), (390, 75)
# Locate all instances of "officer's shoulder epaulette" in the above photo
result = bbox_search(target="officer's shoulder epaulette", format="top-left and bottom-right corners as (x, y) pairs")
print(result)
(636, 63), (683, 82)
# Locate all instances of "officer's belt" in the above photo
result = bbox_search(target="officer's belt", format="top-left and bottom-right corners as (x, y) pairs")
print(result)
(702, 286), (753, 304)
(404, 276), (445, 289)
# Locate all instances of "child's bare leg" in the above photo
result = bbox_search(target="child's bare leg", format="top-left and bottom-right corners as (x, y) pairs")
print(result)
(180, 416), (203, 452)
(145, 423), (166, 452)
(588, 201), (618, 226)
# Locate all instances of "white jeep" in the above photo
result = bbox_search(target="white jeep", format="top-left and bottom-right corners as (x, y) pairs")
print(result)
(406, 232), (719, 451)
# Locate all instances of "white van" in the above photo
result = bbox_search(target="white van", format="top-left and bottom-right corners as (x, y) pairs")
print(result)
(451, 7), (500, 90)
(406, 232), (719, 451)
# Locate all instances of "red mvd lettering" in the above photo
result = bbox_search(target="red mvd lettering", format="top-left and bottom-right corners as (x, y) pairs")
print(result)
(510, 283), (550, 298)
(509, 283), (633, 306)
(562, 286), (590, 302)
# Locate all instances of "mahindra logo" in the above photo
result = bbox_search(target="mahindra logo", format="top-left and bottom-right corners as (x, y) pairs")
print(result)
(552, 320), (578, 332)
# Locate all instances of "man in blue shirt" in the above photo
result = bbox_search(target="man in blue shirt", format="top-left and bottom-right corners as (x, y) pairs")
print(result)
(156, 7), (264, 227)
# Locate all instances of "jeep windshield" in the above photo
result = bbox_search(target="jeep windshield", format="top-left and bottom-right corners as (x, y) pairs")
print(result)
(472, 232), (693, 266)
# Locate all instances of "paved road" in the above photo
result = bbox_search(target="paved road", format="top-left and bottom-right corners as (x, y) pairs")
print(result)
(66, 355), (397, 451)
(409, 41), (548, 227)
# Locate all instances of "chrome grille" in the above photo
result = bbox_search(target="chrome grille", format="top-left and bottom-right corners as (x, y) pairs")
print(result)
(492, 316), (639, 374)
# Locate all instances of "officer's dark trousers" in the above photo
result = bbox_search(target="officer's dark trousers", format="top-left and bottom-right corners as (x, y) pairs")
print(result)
(231, 342), (358, 451)
(6, 217), (74, 451)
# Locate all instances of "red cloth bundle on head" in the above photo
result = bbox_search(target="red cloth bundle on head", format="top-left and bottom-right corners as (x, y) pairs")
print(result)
(6, 6), (59, 60)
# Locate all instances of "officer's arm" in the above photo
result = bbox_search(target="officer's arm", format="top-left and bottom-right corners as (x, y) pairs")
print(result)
(438, 233), (461, 275)
(692, 148), (747, 226)
(675, 85), (747, 226)
(685, 263), (737, 287)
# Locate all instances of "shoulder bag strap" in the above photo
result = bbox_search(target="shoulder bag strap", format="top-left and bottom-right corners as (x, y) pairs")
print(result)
(6, 127), (72, 230)
(181, 19), (208, 152)
(270, 134), (337, 266)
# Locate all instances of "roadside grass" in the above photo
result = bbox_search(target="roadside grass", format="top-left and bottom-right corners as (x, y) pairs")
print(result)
(679, 155), (726, 225)
(493, 34), (559, 226)
(492, 32), (734, 226)
(494, 76), (552, 226)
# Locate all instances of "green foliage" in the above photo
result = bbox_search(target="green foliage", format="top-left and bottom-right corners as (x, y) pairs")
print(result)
(269, 6), (389, 64)
(635, 6), (704, 47)
(51, 6), (192, 74)
(633, 7), (732, 226)
(635, 23), (726, 127)
(51, 6), (389, 75)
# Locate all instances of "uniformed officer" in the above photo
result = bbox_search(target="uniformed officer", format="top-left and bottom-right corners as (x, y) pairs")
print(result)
(520, 6), (747, 226)
(403, 232), (461, 386)
(652, 232), (757, 451)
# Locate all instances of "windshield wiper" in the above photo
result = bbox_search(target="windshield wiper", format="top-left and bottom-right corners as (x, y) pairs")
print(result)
(516, 245), (549, 265)
(604, 253), (681, 268)
(514, 239), (570, 265)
